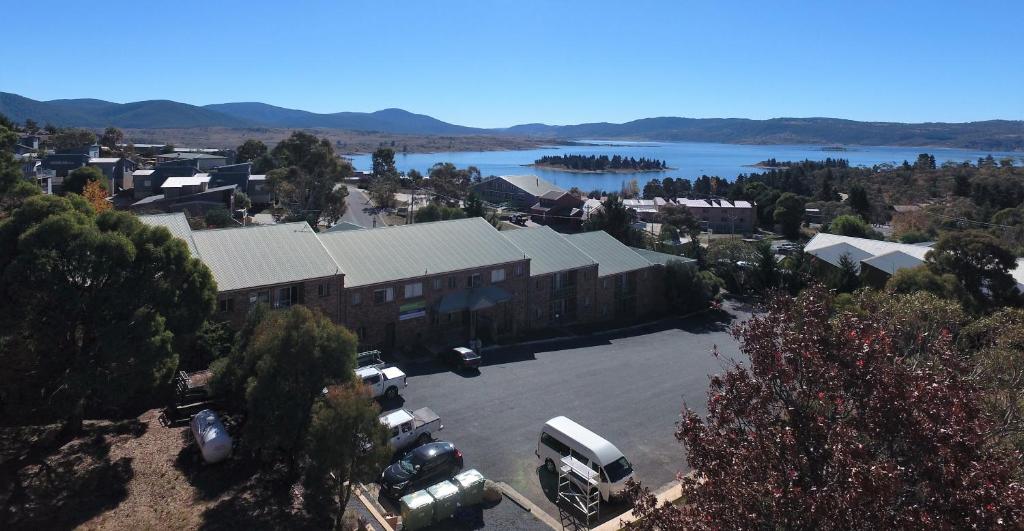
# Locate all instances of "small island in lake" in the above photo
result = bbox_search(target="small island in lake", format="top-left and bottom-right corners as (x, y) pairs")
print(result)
(528, 154), (670, 173)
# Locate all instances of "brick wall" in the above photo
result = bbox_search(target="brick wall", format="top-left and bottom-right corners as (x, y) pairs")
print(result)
(340, 260), (530, 351)
(525, 264), (600, 329)
(213, 275), (344, 327)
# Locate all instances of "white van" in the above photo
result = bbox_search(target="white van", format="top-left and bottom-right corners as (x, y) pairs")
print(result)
(535, 416), (635, 501)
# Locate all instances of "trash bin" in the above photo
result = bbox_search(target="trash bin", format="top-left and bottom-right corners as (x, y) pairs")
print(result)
(426, 480), (460, 521)
(452, 469), (486, 506)
(400, 490), (434, 531)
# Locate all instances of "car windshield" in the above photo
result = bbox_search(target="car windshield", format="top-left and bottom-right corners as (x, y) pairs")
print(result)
(398, 454), (420, 474)
(461, 351), (477, 359)
(603, 456), (633, 483)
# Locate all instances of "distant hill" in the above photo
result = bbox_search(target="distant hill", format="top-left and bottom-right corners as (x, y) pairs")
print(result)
(2, 91), (1022, 150)
(203, 102), (482, 135)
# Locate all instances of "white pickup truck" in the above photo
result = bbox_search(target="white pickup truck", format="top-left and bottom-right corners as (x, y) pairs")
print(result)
(356, 366), (407, 400)
(380, 407), (443, 451)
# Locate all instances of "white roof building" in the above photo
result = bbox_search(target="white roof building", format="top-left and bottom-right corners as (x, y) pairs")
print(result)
(160, 174), (211, 188)
(805, 233), (932, 275)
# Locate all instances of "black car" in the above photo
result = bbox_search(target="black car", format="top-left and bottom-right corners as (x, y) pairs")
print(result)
(439, 347), (481, 370)
(380, 442), (463, 498)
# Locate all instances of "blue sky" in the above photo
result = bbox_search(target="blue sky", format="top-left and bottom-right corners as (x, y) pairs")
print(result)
(2, 0), (1021, 127)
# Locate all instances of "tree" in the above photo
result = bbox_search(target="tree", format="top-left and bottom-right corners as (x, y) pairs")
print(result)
(584, 194), (638, 245)
(627, 287), (1024, 528)
(211, 305), (357, 462)
(266, 132), (352, 226)
(706, 238), (757, 293)
(235, 139), (268, 163)
(846, 184), (871, 220)
(826, 214), (882, 239)
(371, 147), (399, 181)
(99, 127), (124, 150)
(663, 261), (720, 314)
(24, 118), (38, 134)
(368, 176), (398, 210)
(204, 207), (233, 228)
(830, 252), (861, 293)
(427, 162), (476, 203)
(751, 241), (780, 292)
(306, 385), (391, 529)
(886, 265), (963, 300)
(463, 192), (485, 218)
(233, 190), (251, 217)
(414, 202), (466, 223)
(659, 204), (700, 244)
(50, 129), (97, 151)
(642, 178), (665, 200)
(772, 192), (805, 239)
(927, 230), (1020, 310)
(82, 179), (110, 213)
(63, 165), (107, 195)
(0, 196), (216, 429)
(959, 309), (1024, 455)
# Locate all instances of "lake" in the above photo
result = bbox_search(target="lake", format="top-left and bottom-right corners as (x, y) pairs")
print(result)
(348, 140), (1021, 192)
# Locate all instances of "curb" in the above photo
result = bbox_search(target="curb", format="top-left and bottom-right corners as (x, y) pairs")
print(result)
(494, 481), (562, 531)
(354, 484), (395, 531)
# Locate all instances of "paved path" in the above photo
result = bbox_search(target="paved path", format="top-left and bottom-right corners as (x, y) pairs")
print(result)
(341, 186), (385, 229)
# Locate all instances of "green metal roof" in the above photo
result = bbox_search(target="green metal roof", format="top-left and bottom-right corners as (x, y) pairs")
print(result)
(138, 212), (198, 256)
(318, 217), (527, 288)
(564, 231), (653, 277)
(630, 247), (697, 267)
(190, 222), (341, 292)
(501, 226), (595, 276)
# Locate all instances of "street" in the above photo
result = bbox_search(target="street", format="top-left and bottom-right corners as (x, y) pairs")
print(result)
(386, 300), (752, 525)
(341, 185), (385, 229)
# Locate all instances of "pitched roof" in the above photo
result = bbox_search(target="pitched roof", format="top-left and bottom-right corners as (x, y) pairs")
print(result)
(190, 223), (341, 292)
(324, 221), (365, 232)
(500, 226), (595, 276)
(157, 152), (226, 160)
(161, 174), (211, 188)
(860, 251), (925, 275)
(805, 233), (932, 262)
(138, 212), (198, 256)
(484, 175), (565, 198)
(806, 242), (874, 271)
(88, 157), (121, 164)
(318, 217), (526, 288)
(630, 247), (697, 267)
(564, 231), (653, 277)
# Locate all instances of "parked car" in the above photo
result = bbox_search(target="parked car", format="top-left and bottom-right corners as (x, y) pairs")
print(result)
(380, 441), (463, 498)
(356, 366), (407, 399)
(439, 347), (481, 370)
(380, 407), (443, 451)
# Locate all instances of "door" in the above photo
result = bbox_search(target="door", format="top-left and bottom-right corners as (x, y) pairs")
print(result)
(385, 322), (396, 350)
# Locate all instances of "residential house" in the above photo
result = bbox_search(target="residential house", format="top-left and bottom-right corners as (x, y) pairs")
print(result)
(246, 174), (270, 204)
(502, 226), (599, 328)
(529, 190), (584, 229)
(156, 152), (229, 170)
(39, 153), (89, 194)
(674, 198), (755, 234)
(623, 198), (667, 223)
(134, 159), (199, 199)
(804, 233), (933, 287)
(130, 183), (235, 216)
(318, 217), (531, 350)
(471, 175), (568, 210)
(88, 157), (137, 191)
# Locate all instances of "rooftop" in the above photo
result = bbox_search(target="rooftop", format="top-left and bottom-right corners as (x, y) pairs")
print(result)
(318, 217), (526, 288)
(564, 231), (653, 277)
(805, 233), (932, 263)
(157, 152), (226, 160)
(630, 247), (697, 267)
(88, 157), (121, 164)
(161, 174), (211, 188)
(190, 223), (341, 292)
(501, 226), (595, 276)
(481, 175), (566, 198)
(138, 212), (198, 256)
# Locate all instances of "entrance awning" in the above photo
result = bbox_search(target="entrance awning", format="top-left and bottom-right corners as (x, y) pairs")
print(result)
(437, 286), (512, 314)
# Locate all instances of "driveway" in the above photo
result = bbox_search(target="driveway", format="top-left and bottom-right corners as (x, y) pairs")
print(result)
(386, 300), (752, 525)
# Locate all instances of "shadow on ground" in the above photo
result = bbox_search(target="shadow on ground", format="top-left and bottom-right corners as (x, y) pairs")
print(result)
(0, 419), (144, 530)
(535, 465), (632, 530)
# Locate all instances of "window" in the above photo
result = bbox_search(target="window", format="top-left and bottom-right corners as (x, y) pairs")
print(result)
(541, 433), (570, 455)
(583, 296), (590, 308)
(351, 292), (362, 306)
(250, 290), (270, 306)
(356, 326), (366, 340)
(535, 307), (542, 319)
(514, 263), (525, 277)
(374, 287), (395, 304)
(602, 279), (609, 289)
(318, 282), (331, 297)
(536, 279), (542, 289)
(404, 282), (423, 299)
(274, 285), (300, 308)
(433, 278), (443, 291)
(362, 374), (381, 385)
(218, 298), (234, 313)
(491, 268), (506, 283)
(468, 273), (482, 288)
(448, 276), (457, 289)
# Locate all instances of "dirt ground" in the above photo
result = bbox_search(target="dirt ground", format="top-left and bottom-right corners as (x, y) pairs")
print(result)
(1, 409), (335, 530)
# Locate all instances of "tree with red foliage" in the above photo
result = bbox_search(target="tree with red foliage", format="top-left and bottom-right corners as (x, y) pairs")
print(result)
(628, 286), (1023, 529)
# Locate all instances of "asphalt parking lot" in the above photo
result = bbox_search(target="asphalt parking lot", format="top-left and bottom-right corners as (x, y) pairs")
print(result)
(383, 299), (752, 525)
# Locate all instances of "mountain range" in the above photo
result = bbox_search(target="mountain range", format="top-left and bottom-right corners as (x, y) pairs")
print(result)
(2, 91), (1022, 151)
